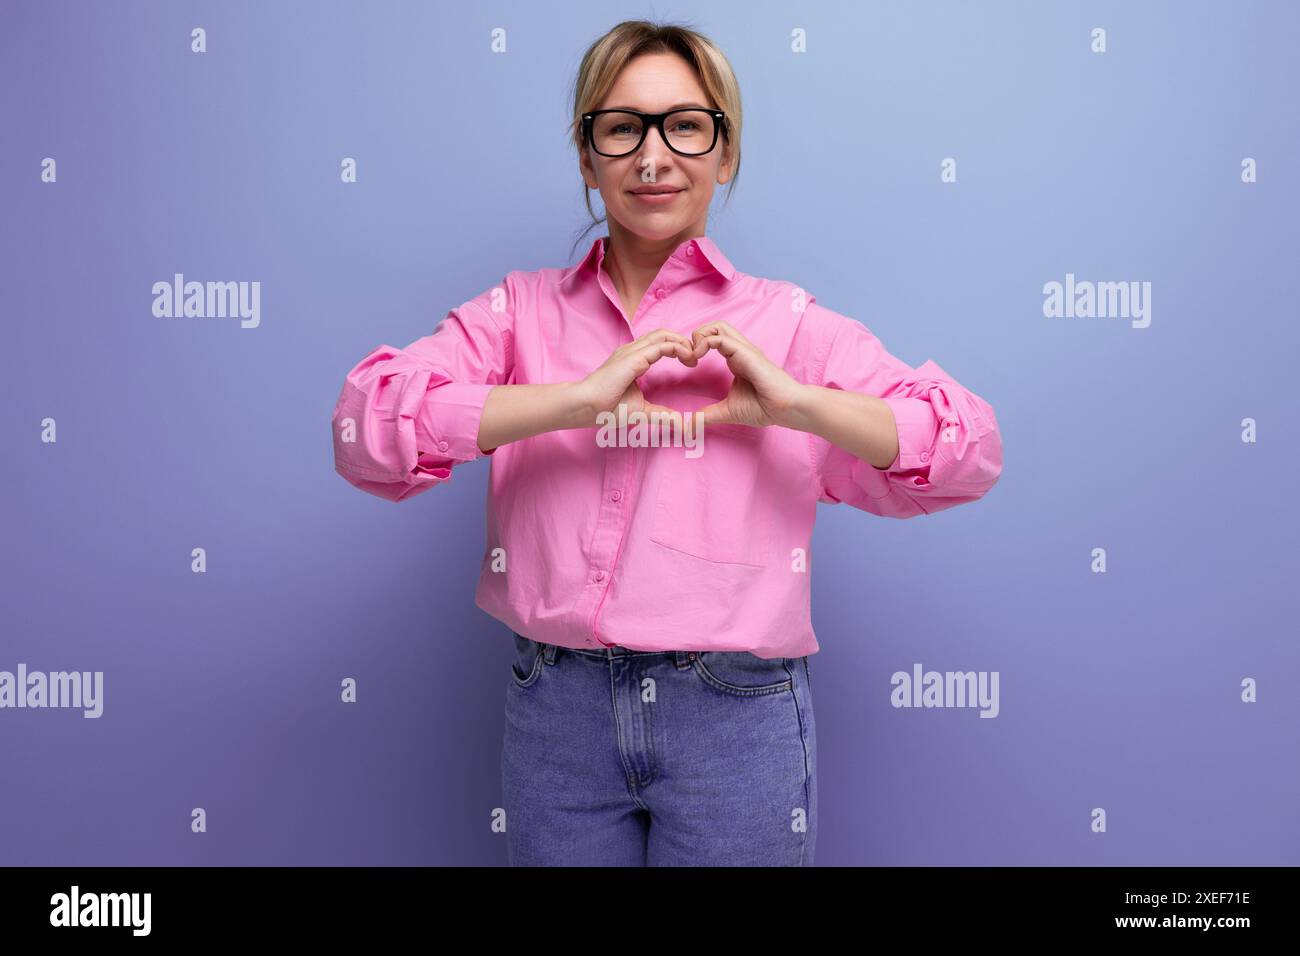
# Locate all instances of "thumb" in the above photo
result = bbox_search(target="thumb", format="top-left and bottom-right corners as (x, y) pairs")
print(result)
(696, 399), (732, 427)
(641, 400), (687, 432)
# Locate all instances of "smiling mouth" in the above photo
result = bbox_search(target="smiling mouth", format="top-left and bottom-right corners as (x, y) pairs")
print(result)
(629, 188), (684, 202)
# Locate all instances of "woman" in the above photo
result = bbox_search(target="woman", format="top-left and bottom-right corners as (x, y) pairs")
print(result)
(331, 20), (1002, 866)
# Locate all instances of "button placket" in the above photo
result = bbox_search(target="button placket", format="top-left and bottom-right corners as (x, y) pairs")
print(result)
(586, 444), (636, 645)
(631, 258), (685, 330)
(593, 479), (626, 581)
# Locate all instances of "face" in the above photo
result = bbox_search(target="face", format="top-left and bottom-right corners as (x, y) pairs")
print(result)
(579, 52), (734, 243)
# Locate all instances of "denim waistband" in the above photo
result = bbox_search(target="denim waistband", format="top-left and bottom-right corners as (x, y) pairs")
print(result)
(512, 631), (700, 665)
(516, 632), (794, 667)
(542, 642), (696, 666)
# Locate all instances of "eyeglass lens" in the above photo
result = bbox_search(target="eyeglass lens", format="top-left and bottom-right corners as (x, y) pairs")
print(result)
(591, 110), (717, 156)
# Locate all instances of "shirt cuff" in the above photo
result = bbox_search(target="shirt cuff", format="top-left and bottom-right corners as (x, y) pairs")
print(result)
(414, 382), (498, 462)
(875, 395), (941, 472)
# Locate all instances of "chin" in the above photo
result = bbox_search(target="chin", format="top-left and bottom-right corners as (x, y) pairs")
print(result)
(625, 221), (689, 241)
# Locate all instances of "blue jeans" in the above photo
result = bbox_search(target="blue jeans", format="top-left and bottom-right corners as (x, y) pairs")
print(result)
(501, 631), (817, 866)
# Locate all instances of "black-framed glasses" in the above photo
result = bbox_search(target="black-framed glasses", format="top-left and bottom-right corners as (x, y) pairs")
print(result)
(582, 109), (727, 158)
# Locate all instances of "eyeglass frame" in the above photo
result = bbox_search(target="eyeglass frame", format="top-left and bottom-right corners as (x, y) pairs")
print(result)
(581, 108), (728, 158)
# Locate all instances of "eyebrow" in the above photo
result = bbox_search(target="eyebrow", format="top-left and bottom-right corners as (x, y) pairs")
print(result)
(604, 102), (712, 112)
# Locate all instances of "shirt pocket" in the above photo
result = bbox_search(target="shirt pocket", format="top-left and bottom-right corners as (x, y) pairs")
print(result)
(648, 422), (773, 567)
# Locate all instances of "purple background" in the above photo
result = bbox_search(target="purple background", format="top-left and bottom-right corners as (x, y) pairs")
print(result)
(1, 0), (1296, 865)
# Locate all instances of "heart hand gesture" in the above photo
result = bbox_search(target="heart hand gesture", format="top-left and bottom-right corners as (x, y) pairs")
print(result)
(681, 321), (804, 428)
(574, 328), (695, 426)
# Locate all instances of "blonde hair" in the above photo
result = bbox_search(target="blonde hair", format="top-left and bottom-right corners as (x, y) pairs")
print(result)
(568, 19), (743, 254)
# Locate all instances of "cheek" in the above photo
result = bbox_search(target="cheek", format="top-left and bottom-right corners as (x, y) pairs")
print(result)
(684, 186), (713, 213)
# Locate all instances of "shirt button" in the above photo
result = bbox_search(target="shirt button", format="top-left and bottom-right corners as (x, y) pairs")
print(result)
(610, 490), (621, 501)
(655, 288), (666, 299)
(594, 570), (606, 581)
(920, 451), (930, 462)
(686, 246), (695, 256)
(437, 440), (449, 451)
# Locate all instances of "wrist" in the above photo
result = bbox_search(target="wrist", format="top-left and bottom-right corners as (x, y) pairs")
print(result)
(560, 381), (595, 430)
(777, 382), (818, 431)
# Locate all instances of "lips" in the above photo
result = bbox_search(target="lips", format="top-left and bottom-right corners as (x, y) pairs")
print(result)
(630, 186), (683, 195)
(629, 186), (684, 206)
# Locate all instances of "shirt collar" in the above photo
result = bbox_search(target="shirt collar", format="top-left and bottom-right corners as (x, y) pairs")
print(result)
(560, 234), (736, 286)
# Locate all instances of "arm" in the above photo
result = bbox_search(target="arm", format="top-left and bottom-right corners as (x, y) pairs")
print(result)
(795, 303), (1003, 518)
(332, 275), (694, 501)
(478, 327), (699, 449)
(475, 382), (591, 453)
(331, 279), (516, 503)
(782, 385), (901, 470)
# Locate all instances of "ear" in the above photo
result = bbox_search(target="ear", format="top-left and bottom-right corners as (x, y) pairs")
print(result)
(715, 138), (735, 186)
(578, 145), (599, 190)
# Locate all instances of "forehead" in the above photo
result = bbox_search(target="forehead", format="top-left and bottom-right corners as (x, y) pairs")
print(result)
(599, 52), (709, 111)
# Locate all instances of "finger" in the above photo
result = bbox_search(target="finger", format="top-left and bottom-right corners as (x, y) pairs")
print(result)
(689, 331), (740, 360)
(689, 321), (747, 351)
(687, 324), (721, 350)
(625, 333), (691, 368)
(628, 328), (692, 352)
(633, 339), (693, 369)
(641, 399), (688, 431)
(702, 320), (748, 344)
(676, 336), (704, 367)
(685, 327), (715, 359)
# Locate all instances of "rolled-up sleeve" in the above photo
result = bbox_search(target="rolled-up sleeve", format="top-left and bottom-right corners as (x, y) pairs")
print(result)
(809, 303), (1002, 518)
(332, 279), (514, 502)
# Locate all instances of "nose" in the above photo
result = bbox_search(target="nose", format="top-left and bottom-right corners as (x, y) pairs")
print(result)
(636, 122), (675, 169)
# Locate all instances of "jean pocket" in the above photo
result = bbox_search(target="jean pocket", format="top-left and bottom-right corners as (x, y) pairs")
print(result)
(509, 632), (544, 688)
(649, 422), (772, 567)
(690, 650), (793, 697)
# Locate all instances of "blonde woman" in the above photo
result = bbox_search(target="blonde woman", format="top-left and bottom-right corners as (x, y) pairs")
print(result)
(332, 20), (1002, 866)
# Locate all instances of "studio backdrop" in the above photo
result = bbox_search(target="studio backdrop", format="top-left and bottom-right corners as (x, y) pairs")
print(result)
(1, 0), (1296, 865)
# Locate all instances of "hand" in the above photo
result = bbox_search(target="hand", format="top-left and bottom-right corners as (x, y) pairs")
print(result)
(682, 320), (806, 428)
(572, 328), (694, 427)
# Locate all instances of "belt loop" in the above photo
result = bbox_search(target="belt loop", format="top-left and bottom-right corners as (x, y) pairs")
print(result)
(542, 643), (558, 664)
(675, 649), (692, 669)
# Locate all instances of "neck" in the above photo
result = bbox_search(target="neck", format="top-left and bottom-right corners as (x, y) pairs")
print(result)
(602, 221), (704, 298)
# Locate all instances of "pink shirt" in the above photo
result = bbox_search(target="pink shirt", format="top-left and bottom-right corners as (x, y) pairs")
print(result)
(331, 235), (1003, 658)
